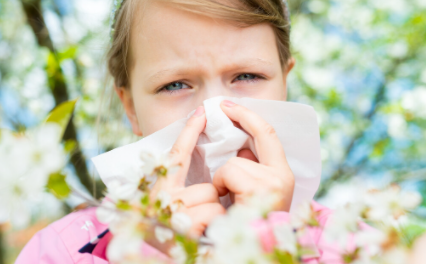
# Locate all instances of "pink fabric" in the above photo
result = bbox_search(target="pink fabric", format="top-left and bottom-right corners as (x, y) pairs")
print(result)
(16, 207), (109, 264)
(92, 232), (112, 260)
(16, 201), (364, 264)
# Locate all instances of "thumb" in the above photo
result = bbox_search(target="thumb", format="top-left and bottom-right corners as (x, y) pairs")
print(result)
(237, 148), (259, 163)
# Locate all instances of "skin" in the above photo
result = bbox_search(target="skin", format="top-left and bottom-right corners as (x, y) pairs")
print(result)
(115, 1), (295, 240)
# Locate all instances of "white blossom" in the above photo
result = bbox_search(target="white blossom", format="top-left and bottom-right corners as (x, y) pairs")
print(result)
(106, 211), (145, 263)
(401, 87), (426, 119)
(140, 151), (180, 177)
(169, 243), (187, 264)
(381, 247), (409, 264)
(195, 245), (215, 264)
(156, 190), (171, 209)
(206, 205), (268, 264)
(355, 229), (387, 256)
(96, 199), (122, 225)
(363, 186), (422, 221)
(171, 212), (192, 234)
(107, 180), (138, 201)
(399, 191), (422, 210)
(107, 233), (143, 264)
(323, 204), (363, 248)
(291, 201), (317, 228)
(0, 124), (66, 227)
(273, 223), (297, 254)
(154, 226), (174, 243)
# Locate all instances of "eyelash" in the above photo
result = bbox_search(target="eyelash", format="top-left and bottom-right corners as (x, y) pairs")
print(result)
(156, 73), (264, 95)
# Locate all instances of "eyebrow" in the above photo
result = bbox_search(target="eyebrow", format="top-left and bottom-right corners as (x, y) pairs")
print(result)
(145, 58), (274, 86)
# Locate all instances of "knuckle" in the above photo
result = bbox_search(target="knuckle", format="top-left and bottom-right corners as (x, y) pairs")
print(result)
(204, 183), (219, 199)
(169, 145), (183, 157)
(262, 123), (277, 136)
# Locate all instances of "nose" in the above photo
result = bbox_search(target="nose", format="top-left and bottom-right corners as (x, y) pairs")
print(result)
(197, 80), (233, 104)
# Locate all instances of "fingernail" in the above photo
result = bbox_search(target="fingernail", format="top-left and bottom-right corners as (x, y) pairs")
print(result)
(194, 106), (205, 117)
(222, 100), (236, 107)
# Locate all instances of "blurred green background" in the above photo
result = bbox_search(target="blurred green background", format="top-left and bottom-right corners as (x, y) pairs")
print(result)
(0, 0), (425, 263)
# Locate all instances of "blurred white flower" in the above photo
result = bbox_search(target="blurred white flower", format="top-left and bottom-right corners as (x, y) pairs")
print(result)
(245, 192), (280, 216)
(169, 243), (187, 264)
(388, 42), (408, 58)
(107, 232), (143, 264)
(140, 151), (180, 177)
(206, 205), (268, 264)
(107, 180), (138, 201)
(96, 199), (121, 225)
(324, 204), (363, 248)
(387, 114), (407, 139)
(399, 192), (422, 210)
(401, 87), (426, 119)
(171, 212), (192, 234)
(0, 124), (66, 227)
(302, 67), (335, 91)
(291, 202), (317, 228)
(364, 186), (422, 220)
(195, 245), (215, 264)
(273, 223), (297, 254)
(156, 190), (171, 209)
(106, 210), (144, 263)
(154, 226), (174, 243)
(381, 247), (409, 264)
(355, 229), (387, 256)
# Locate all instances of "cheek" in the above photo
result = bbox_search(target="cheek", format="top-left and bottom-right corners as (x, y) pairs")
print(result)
(247, 77), (286, 101)
(134, 96), (196, 136)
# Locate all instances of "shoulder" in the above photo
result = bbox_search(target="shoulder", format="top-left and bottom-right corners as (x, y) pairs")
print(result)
(16, 207), (109, 264)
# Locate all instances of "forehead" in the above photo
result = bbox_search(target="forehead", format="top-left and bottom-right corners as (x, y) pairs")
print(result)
(129, 0), (280, 80)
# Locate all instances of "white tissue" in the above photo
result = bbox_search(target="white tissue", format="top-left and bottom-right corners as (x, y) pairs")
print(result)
(92, 96), (321, 213)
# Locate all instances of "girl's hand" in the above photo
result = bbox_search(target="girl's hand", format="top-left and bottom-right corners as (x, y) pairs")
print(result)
(213, 100), (295, 211)
(150, 106), (226, 238)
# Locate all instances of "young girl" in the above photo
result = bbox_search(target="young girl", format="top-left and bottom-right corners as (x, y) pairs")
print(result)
(16, 0), (353, 263)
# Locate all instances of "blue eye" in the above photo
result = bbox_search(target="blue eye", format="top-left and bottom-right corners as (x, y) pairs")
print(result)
(235, 73), (259, 81)
(158, 82), (190, 94)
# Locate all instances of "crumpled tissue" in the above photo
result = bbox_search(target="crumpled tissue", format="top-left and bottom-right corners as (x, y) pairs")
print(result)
(92, 96), (321, 213)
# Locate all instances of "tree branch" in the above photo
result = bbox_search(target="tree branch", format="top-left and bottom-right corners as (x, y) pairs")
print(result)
(19, 0), (101, 198)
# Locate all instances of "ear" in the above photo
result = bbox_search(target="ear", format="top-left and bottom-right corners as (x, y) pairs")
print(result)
(114, 85), (143, 136)
(285, 57), (296, 76)
(282, 57), (296, 101)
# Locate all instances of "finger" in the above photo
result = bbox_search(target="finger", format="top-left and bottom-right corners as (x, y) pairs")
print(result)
(237, 148), (259, 163)
(167, 106), (206, 187)
(212, 157), (266, 197)
(173, 183), (220, 207)
(180, 203), (226, 238)
(220, 100), (288, 169)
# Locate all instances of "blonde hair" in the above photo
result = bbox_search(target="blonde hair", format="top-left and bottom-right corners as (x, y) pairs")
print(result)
(107, 0), (292, 89)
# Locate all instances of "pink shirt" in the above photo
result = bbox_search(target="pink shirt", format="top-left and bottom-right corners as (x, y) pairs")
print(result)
(15, 201), (360, 264)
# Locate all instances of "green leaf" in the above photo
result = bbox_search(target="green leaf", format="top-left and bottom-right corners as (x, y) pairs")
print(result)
(63, 139), (77, 153)
(116, 200), (131, 210)
(399, 217), (426, 247)
(58, 46), (78, 62)
(175, 235), (198, 264)
(47, 172), (71, 199)
(370, 138), (391, 158)
(141, 194), (150, 206)
(46, 52), (60, 77)
(273, 249), (295, 264)
(44, 99), (77, 139)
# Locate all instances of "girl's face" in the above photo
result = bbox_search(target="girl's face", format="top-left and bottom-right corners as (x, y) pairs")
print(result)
(117, 1), (295, 137)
